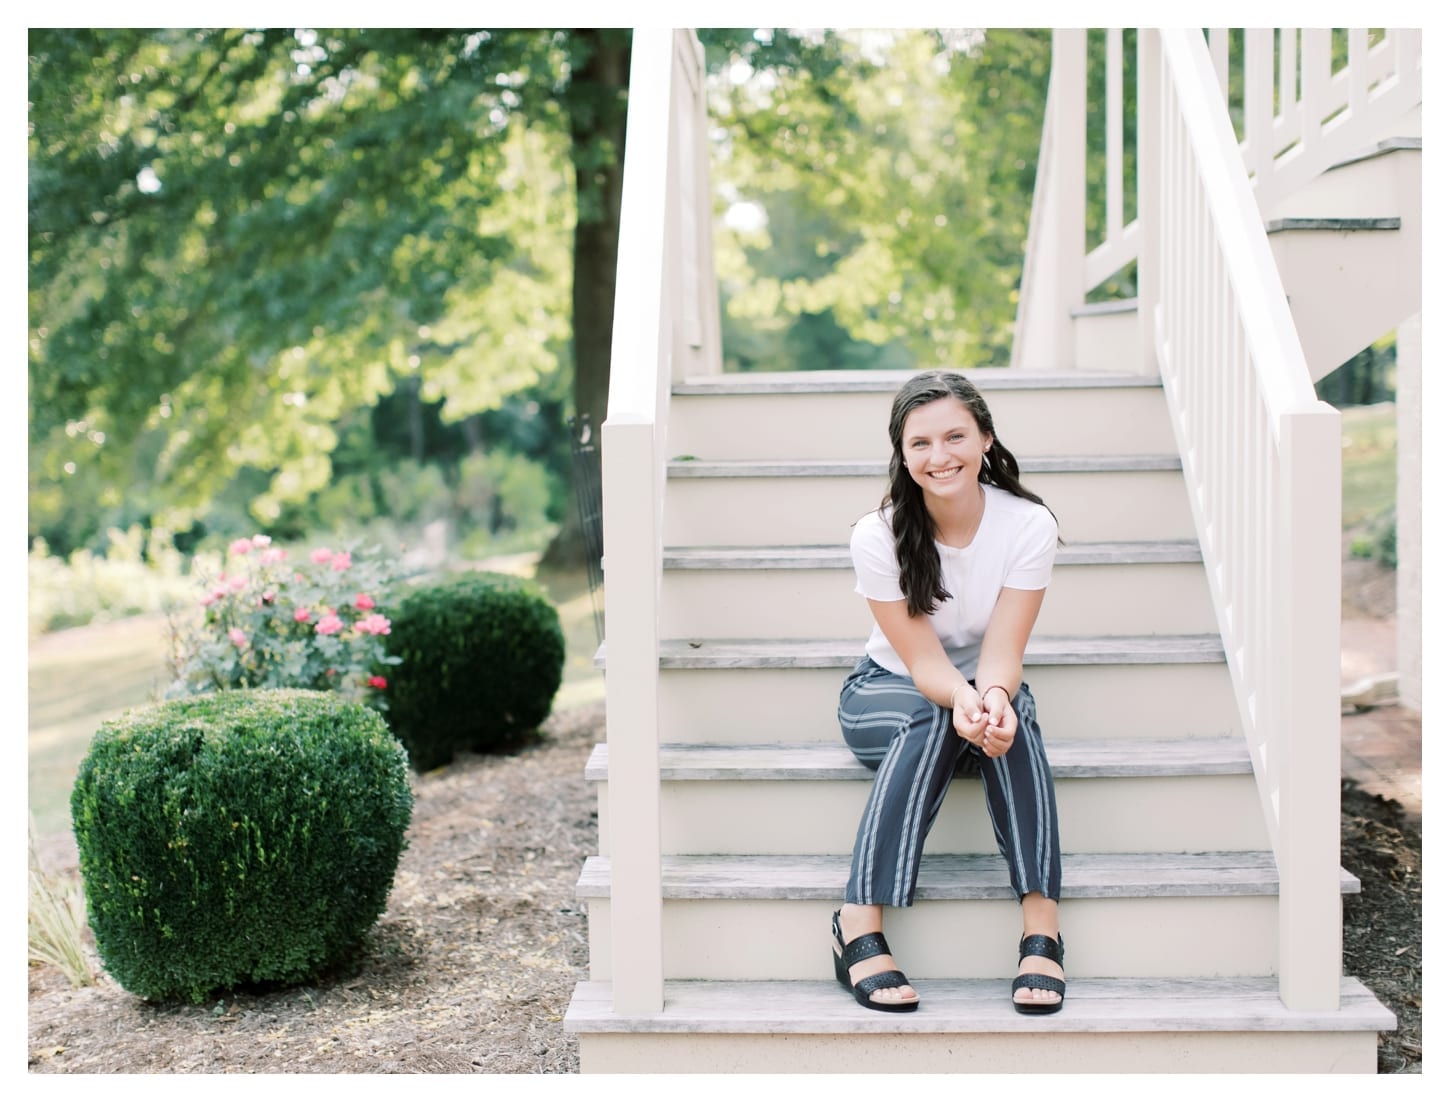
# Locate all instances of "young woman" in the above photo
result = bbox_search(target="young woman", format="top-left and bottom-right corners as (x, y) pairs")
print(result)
(831, 370), (1066, 1015)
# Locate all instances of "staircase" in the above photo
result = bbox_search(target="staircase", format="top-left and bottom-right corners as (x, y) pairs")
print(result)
(563, 28), (1412, 1073)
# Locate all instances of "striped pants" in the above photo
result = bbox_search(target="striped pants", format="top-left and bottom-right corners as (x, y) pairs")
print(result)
(837, 657), (1062, 908)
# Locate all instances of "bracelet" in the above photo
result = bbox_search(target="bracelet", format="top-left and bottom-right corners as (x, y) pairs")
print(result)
(949, 684), (972, 710)
(980, 684), (1011, 703)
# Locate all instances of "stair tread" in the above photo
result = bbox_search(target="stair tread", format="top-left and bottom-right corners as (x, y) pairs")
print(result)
(585, 736), (1250, 782)
(1266, 216), (1401, 233)
(664, 539), (1202, 569)
(673, 368), (1164, 395)
(564, 976), (1395, 1034)
(594, 635), (1226, 668)
(575, 852), (1362, 900)
(669, 455), (1182, 476)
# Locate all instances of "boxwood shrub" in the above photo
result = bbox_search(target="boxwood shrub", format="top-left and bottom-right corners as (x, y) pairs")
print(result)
(384, 571), (565, 771)
(70, 689), (412, 1003)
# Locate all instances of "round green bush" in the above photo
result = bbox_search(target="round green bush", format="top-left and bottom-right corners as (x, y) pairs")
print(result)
(70, 689), (412, 1003)
(384, 571), (565, 771)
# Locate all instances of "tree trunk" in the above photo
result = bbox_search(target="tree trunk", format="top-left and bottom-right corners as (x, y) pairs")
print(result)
(542, 28), (631, 570)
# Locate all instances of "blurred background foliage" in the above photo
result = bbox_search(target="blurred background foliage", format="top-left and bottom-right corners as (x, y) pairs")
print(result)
(29, 27), (1394, 599)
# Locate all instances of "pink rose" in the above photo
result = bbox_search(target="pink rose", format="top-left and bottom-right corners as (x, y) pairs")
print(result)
(315, 614), (344, 635)
(228, 538), (253, 556)
(210, 586), (229, 601)
(229, 575), (248, 592)
(354, 613), (392, 636)
(251, 534), (272, 547)
(330, 551), (352, 572)
(260, 547), (286, 564)
(260, 591), (276, 604)
(310, 547), (333, 564)
(293, 607), (312, 623)
(228, 628), (248, 648)
(367, 676), (388, 690)
(198, 593), (217, 607)
(354, 593), (375, 611)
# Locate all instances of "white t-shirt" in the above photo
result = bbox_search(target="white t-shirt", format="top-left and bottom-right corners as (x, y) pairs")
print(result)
(850, 484), (1058, 679)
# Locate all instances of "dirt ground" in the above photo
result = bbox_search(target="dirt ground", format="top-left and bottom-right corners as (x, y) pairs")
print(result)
(28, 562), (1421, 1075)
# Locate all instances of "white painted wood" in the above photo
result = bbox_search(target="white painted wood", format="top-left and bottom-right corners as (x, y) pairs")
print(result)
(581, 894), (1284, 981)
(596, 773), (1270, 856)
(1154, 31), (1348, 1011)
(663, 463), (1197, 545)
(1275, 408), (1345, 1010)
(1070, 304), (1139, 371)
(668, 375), (1178, 460)
(1012, 29), (1086, 370)
(576, 1026), (1382, 1074)
(1268, 220), (1419, 381)
(1397, 314), (1422, 711)
(566, 975), (1393, 1037)
(655, 663), (1241, 745)
(660, 556), (1218, 638)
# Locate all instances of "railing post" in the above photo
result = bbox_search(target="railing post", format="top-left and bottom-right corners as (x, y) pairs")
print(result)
(1012, 29), (1086, 370)
(1136, 29), (1162, 377)
(599, 26), (677, 1015)
(1275, 405), (1343, 1010)
(1051, 28), (1087, 364)
(671, 30), (722, 380)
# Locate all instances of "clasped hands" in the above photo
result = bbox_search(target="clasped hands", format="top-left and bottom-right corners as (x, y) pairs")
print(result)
(950, 685), (1017, 758)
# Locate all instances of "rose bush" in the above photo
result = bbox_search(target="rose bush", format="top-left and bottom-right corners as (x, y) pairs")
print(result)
(167, 536), (402, 707)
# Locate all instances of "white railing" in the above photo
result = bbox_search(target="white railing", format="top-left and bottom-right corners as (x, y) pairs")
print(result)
(1152, 29), (1343, 1010)
(1014, 27), (1421, 370)
(1215, 28), (1422, 216)
(599, 27), (719, 1015)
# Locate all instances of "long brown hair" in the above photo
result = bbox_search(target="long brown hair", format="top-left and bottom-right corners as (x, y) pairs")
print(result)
(881, 371), (1055, 616)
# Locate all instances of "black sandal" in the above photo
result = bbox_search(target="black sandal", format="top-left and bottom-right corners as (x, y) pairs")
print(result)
(831, 909), (920, 1013)
(1012, 932), (1066, 1014)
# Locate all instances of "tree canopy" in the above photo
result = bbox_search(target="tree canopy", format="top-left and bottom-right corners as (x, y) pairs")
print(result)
(29, 28), (619, 543)
(31, 27), (1063, 558)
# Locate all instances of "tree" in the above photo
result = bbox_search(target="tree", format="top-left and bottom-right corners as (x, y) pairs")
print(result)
(29, 28), (626, 557)
(702, 29), (1051, 371)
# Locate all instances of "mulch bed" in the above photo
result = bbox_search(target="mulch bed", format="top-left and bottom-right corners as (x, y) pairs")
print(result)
(28, 701), (1421, 1074)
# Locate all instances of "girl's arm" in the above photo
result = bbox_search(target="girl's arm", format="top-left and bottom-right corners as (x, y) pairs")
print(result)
(866, 598), (991, 742)
(974, 586), (1048, 748)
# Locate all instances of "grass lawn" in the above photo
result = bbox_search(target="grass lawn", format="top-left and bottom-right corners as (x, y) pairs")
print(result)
(1340, 402), (1397, 530)
(27, 564), (604, 840)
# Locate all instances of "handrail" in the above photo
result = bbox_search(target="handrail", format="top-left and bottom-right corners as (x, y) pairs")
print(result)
(599, 27), (717, 1014)
(1153, 28), (1343, 1011)
(1014, 26), (1421, 366)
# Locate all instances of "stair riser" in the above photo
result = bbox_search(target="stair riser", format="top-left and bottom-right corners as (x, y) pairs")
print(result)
(582, 895), (1282, 982)
(1073, 310), (1139, 373)
(663, 470), (1196, 546)
(658, 665), (1241, 744)
(593, 774), (1269, 857)
(1265, 143), (1416, 221)
(576, 1031), (1379, 1074)
(661, 561), (1218, 638)
(668, 386), (1176, 461)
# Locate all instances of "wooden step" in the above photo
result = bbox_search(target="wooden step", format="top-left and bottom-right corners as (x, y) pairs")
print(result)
(662, 457), (1195, 544)
(668, 369), (1177, 460)
(586, 738), (1267, 856)
(634, 634), (1227, 668)
(574, 853), (1358, 982)
(565, 977), (1393, 1072)
(586, 736), (1249, 782)
(577, 850), (1361, 901)
(660, 540), (1217, 637)
(599, 635), (1240, 744)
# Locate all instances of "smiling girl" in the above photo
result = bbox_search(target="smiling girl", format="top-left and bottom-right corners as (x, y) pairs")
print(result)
(830, 370), (1067, 1015)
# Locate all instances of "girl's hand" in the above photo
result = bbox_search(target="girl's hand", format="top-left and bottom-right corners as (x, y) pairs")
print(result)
(977, 688), (1018, 758)
(951, 686), (989, 745)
